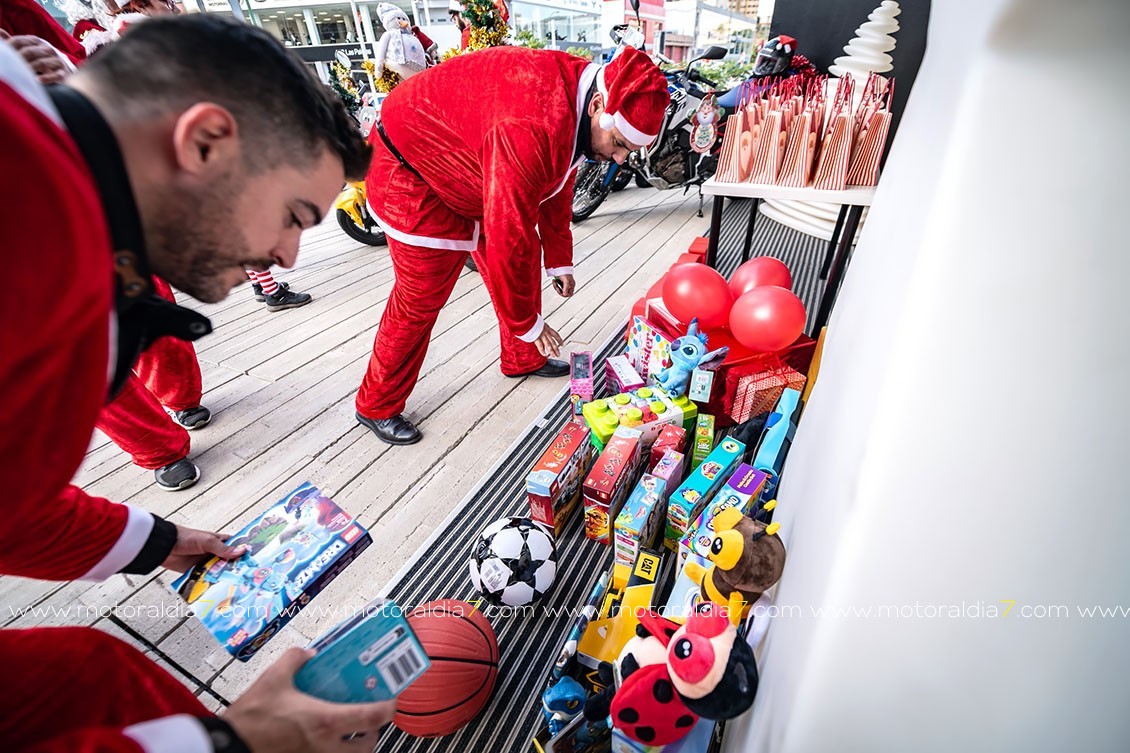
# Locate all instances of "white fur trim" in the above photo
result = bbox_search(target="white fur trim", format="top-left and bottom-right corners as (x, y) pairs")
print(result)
(542, 62), (601, 203)
(612, 110), (656, 146)
(79, 505), (155, 581)
(546, 266), (574, 277)
(124, 715), (211, 753)
(80, 28), (119, 55)
(367, 200), (480, 252)
(599, 112), (614, 130)
(517, 314), (545, 343)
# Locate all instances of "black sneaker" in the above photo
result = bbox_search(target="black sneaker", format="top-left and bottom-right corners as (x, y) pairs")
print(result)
(154, 459), (201, 491)
(252, 281), (289, 302)
(263, 287), (312, 311)
(169, 406), (211, 430)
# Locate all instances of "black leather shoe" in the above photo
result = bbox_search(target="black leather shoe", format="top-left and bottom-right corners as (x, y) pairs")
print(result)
(356, 412), (422, 445)
(506, 358), (570, 379)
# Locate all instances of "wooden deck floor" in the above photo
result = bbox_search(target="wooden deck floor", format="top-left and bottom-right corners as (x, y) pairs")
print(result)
(0, 185), (709, 705)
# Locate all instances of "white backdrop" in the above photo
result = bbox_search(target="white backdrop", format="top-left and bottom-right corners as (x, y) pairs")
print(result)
(724, 0), (1130, 750)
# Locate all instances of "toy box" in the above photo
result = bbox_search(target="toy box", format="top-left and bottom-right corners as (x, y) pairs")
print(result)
(614, 474), (667, 573)
(679, 464), (768, 567)
(626, 315), (674, 382)
(650, 449), (685, 499)
(527, 420), (596, 536)
(582, 386), (687, 453)
(751, 388), (803, 505)
(583, 428), (642, 544)
(569, 351), (594, 416)
(578, 546), (665, 667)
(664, 436), (746, 551)
(172, 482), (371, 660)
(606, 355), (645, 394)
(664, 550), (709, 622)
(294, 597), (429, 702)
(690, 414), (715, 470)
(648, 423), (687, 472)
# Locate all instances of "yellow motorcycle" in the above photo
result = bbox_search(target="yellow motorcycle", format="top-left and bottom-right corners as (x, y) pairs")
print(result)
(333, 181), (387, 247)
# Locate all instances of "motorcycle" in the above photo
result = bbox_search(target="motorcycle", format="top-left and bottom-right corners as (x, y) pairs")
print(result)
(570, 22), (728, 222)
(333, 180), (386, 247)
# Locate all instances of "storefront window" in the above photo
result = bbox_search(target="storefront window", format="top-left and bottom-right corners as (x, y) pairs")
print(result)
(312, 5), (359, 44)
(256, 10), (312, 46)
(511, 1), (598, 50)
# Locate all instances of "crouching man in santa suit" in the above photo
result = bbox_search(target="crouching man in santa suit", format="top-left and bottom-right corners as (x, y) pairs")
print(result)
(356, 45), (669, 444)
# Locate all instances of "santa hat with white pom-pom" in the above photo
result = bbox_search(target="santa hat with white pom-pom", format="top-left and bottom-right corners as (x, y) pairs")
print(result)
(596, 46), (669, 147)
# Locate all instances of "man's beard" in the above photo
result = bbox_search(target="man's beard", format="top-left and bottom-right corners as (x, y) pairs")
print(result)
(144, 173), (269, 304)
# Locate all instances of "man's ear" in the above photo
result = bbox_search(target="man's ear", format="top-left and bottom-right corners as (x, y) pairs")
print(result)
(588, 92), (604, 118)
(171, 103), (240, 176)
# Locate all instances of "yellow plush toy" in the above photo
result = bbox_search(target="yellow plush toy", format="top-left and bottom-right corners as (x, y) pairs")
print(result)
(683, 505), (786, 626)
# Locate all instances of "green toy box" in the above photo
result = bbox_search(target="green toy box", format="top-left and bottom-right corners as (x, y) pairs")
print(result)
(664, 436), (745, 550)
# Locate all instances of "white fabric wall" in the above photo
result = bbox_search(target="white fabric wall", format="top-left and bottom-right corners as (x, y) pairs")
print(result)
(724, 0), (1130, 750)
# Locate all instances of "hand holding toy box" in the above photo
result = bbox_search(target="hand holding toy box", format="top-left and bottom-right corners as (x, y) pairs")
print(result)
(527, 420), (596, 536)
(606, 355), (645, 394)
(294, 598), (429, 702)
(614, 474), (667, 572)
(678, 463), (768, 567)
(583, 428), (642, 544)
(171, 482), (371, 661)
(664, 436), (745, 550)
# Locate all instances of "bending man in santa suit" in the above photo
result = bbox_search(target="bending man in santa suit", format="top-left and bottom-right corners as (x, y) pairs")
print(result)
(1, 16), (392, 752)
(356, 45), (669, 444)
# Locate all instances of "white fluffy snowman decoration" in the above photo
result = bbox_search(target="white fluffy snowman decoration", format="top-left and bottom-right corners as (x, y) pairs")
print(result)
(374, 3), (427, 81)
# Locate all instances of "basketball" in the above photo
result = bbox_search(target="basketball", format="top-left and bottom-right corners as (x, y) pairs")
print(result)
(393, 599), (500, 737)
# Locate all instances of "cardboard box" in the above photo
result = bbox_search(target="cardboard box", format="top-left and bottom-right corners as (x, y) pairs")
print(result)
(729, 363), (807, 424)
(650, 449), (685, 499)
(626, 316), (675, 381)
(665, 436), (745, 550)
(691, 413), (715, 470)
(527, 420), (596, 536)
(648, 423), (687, 472)
(583, 429), (642, 544)
(172, 483), (371, 661)
(582, 386), (687, 453)
(614, 474), (667, 572)
(568, 351), (594, 416)
(679, 464), (768, 567)
(606, 354), (645, 394)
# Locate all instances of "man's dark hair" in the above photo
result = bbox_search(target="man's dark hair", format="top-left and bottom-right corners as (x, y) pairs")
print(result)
(80, 14), (370, 181)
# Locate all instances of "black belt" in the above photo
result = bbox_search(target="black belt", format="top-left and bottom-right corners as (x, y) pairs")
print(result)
(376, 120), (425, 182)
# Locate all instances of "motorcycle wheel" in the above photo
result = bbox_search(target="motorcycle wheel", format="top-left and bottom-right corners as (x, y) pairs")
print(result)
(610, 168), (632, 192)
(336, 207), (387, 247)
(635, 172), (652, 189)
(572, 162), (610, 222)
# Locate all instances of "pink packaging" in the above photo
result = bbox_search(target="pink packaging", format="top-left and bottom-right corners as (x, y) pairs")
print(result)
(651, 449), (685, 501)
(605, 355), (645, 394)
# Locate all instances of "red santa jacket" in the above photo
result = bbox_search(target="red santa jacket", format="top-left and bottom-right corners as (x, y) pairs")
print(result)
(377, 47), (598, 339)
(0, 0), (86, 64)
(0, 44), (180, 582)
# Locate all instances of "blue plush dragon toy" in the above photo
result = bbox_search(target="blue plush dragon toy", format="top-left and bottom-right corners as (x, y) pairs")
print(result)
(653, 318), (729, 398)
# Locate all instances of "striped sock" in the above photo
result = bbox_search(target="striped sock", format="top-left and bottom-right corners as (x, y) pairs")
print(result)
(247, 269), (279, 297)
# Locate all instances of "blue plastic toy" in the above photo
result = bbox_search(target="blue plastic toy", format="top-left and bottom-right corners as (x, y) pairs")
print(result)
(653, 318), (728, 398)
(542, 676), (587, 736)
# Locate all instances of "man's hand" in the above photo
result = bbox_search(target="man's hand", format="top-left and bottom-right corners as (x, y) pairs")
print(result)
(533, 323), (564, 358)
(553, 274), (576, 298)
(4, 35), (71, 85)
(224, 648), (397, 753)
(161, 526), (247, 572)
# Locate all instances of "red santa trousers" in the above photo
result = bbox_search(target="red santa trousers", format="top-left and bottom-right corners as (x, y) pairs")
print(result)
(95, 277), (202, 469)
(356, 147), (546, 420)
(0, 627), (209, 752)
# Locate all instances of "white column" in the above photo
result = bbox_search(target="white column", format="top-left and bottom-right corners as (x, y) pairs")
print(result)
(303, 8), (322, 44)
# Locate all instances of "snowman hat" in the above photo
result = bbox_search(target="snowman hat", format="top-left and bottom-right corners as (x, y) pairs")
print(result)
(596, 46), (669, 146)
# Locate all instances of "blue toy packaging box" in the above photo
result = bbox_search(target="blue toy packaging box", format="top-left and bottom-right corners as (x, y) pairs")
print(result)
(171, 482), (372, 661)
(751, 388), (803, 505)
(664, 436), (746, 550)
(294, 598), (430, 702)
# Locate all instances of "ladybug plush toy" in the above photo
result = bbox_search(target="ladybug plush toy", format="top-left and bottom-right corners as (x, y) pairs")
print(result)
(666, 602), (760, 720)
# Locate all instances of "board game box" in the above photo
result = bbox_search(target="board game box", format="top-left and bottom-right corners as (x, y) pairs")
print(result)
(171, 482), (372, 661)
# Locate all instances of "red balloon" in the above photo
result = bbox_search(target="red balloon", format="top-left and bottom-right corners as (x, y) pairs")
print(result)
(729, 257), (793, 298)
(729, 286), (806, 353)
(661, 263), (734, 330)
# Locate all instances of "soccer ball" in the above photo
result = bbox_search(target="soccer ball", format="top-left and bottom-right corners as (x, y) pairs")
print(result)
(468, 517), (558, 607)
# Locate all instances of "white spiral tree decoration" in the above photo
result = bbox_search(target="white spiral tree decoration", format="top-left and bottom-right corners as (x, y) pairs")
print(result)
(759, 1), (900, 241)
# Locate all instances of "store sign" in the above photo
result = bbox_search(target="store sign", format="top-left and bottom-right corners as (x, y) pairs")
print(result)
(290, 42), (374, 63)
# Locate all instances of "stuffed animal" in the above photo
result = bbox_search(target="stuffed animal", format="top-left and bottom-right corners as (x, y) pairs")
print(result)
(653, 318), (729, 398)
(665, 602), (759, 720)
(683, 506), (786, 627)
(588, 612), (699, 746)
(374, 3), (428, 82)
(541, 676), (586, 736)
